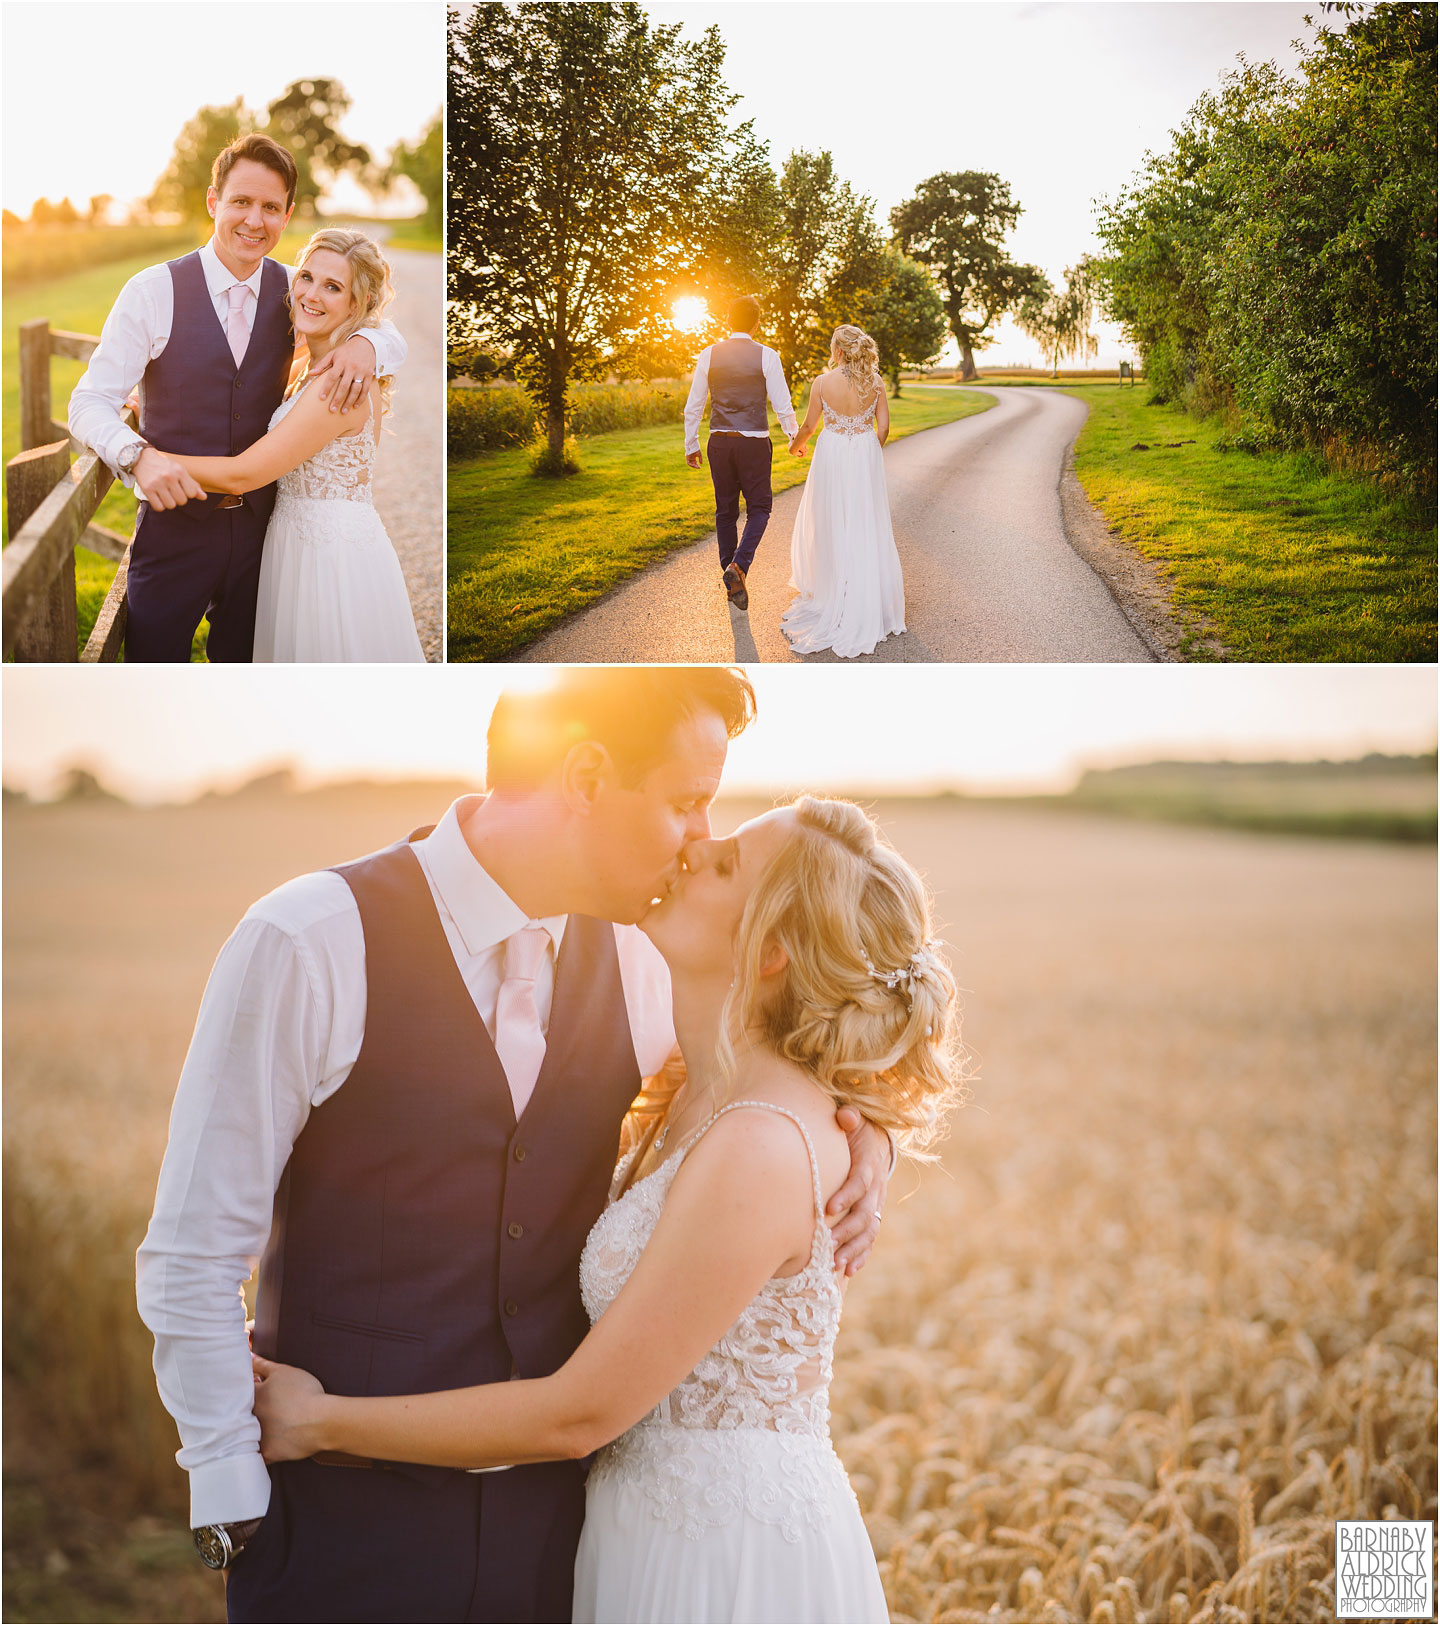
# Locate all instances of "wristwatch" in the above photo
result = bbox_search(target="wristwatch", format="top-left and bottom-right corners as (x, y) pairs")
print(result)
(116, 437), (147, 478)
(193, 1517), (264, 1570)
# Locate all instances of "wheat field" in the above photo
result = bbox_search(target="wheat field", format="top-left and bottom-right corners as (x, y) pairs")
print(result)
(3, 789), (1435, 1622)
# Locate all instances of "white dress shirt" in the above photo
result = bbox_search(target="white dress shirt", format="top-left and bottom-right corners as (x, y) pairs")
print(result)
(135, 796), (676, 1529)
(68, 238), (409, 485)
(683, 330), (799, 456)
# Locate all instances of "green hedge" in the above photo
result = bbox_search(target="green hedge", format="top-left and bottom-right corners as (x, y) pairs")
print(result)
(448, 381), (690, 458)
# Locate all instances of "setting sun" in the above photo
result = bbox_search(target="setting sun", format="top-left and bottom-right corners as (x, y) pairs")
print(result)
(670, 296), (709, 334)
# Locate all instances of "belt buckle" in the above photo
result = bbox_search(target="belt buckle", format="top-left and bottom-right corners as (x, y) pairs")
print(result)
(215, 493), (245, 511)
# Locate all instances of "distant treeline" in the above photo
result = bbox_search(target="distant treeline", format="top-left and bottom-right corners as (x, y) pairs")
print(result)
(1094, 3), (1436, 493)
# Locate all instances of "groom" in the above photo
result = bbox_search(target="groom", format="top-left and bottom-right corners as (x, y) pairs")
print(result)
(69, 132), (407, 662)
(683, 294), (799, 613)
(136, 667), (891, 1623)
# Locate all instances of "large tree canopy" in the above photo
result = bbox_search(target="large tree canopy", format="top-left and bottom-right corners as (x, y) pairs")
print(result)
(1094, 1), (1436, 489)
(890, 171), (1044, 379)
(853, 248), (948, 396)
(759, 150), (886, 385)
(449, 0), (769, 458)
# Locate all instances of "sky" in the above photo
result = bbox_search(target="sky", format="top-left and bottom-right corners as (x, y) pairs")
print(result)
(645, 0), (1319, 367)
(3, 666), (1432, 804)
(1, 0), (443, 218)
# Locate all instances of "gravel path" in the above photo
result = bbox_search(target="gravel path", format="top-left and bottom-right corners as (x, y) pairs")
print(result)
(520, 387), (1151, 664)
(372, 246), (442, 661)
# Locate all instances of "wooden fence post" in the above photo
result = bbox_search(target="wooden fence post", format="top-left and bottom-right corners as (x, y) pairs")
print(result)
(19, 321), (53, 452)
(7, 443), (77, 660)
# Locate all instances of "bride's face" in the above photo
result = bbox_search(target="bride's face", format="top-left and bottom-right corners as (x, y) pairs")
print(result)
(641, 807), (798, 978)
(293, 249), (356, 342)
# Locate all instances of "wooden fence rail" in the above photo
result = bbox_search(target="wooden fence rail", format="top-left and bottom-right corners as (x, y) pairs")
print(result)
(4, 318), (133, 661)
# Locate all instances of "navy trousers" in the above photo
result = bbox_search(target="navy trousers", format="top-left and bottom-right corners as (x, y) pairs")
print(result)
(226, 1456), (587, 1623)
(125, 496), (271, 663)
(707, 433), (773, 575)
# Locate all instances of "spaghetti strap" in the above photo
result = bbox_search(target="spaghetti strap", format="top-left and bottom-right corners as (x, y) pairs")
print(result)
(674, 1099), (828, 1221)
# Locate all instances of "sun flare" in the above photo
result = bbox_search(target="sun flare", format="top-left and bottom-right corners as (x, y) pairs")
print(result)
(671, 297), (709, 334)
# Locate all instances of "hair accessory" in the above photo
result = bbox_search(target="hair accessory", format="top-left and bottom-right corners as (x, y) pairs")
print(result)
(860, 941), (941, 1009)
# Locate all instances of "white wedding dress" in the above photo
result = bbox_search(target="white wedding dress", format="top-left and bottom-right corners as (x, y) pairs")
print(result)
(573, 1101), (889, 1625)
(253, 382), (425, 663)
(782, 387), (905, 659)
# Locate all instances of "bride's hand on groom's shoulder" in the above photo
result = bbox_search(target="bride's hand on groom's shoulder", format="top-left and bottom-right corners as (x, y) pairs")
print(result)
(309, 333), (377, 415)
(251, 1353), (328, 1464)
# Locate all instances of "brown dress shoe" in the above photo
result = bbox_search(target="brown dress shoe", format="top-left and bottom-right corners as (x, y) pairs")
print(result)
(723, 563), (749, 611)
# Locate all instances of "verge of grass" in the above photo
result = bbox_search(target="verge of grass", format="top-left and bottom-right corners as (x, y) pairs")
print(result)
(1052, 383), (1435, 661)
(3, 225), (313, 660)
(446, 389), (995, 661)
(380, 217), (442, 254)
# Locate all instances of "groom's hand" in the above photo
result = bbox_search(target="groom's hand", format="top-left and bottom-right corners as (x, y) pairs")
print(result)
(134, 447), (206, 510)
(827, 1106), (890, 1276)
(311, 334), (377, 414)
(685, 451), (703, 470)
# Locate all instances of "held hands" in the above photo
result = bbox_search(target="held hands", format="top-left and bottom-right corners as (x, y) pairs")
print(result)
(134, 447), (206, 510)
(685, 450), (703, 470)
(826, 1106), (891, 1275)
(309, 333), (377, 414)
(251, 1354), (328, 1464)
(788, 436), (808, 458)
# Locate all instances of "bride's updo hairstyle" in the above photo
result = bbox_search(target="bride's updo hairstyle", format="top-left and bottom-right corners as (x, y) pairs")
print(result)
(721, 796), (962, 1158)
(829, 325), (881, 397)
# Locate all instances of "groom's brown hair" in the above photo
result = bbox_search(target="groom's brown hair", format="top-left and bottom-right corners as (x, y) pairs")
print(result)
(728, 294), (761, 334)
(486, 667), (756, 792)
(211, 133), (299, 210)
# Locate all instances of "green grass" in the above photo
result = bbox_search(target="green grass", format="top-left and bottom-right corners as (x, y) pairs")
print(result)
(380, 217), (441, 254)
(4, 224), (314, 660)
(1052, 383), (1435, 662)
(447, 388), (994, 661)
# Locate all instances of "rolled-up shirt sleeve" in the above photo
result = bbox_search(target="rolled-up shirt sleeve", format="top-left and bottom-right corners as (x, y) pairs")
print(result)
(763, 346), (799, 442)
(68, 266), (167, 484)
(136, 908), (339, 1527)
(683, 346), (712, 456)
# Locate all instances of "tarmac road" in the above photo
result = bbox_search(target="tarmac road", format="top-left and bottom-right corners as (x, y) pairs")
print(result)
(519, 386), (1152, 664)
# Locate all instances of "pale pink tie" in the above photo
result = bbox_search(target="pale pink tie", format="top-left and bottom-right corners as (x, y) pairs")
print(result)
(494, 926), (551, 1118)
(224, 283), (251, 367)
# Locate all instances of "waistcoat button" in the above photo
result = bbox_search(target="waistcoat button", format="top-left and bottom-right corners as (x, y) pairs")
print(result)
(233, 412), (241, 420)
(507, 1222), (524, 1240)
(513, 1145), (527, 1162)
(504, 1299), (519, 1316)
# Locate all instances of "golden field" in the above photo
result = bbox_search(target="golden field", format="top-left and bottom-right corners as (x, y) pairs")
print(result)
(3, 787), (1435, 1622)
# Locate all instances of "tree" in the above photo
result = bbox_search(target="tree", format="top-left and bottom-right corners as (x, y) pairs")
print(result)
(853, 248), (948, 396)
(387, 112), (443, 232)
(264, 78), (372, 216)
(762, 150), (887, 386)
(148, 99), (253, 221)
(87, 195), (113, 227)
(1093, 1), (1436, 489)
(890, 171), (1045, 379)
(449, 1), (770, 464)
(1017, 259), (1099, 378)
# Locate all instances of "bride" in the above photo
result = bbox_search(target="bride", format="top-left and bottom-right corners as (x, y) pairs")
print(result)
(251, 795), (961, 1623)
(156, 229), (425, 663)
(783, 325), (906, 659)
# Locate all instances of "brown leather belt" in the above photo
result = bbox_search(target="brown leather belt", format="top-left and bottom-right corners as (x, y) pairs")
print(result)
(214, 494), (245, 510)
(310, 1450), (504, 1476)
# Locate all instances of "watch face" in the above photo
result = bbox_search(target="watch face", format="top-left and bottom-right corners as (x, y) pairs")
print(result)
(194, 1525), (230, 1569)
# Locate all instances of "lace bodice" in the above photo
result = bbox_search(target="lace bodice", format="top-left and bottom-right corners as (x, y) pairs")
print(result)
(268, 380), (377, 503)
(820, 387), (880, 439)
(580, 1101), (841, 1439)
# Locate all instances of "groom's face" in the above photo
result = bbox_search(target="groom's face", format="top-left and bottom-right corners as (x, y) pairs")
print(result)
(207, 159), (293, 275)
(584, 710), (730, 925)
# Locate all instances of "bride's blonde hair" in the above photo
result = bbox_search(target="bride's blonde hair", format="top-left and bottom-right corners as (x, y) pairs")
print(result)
(290, 228), (396, 407)
(829, 324), (882, 398)
(717, 796), (963, 1159)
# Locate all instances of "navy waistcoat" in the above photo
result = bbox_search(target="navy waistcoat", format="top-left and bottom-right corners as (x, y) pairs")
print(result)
(251, 834), (642, 1399)
(707, 336), (770, 434)
(140, 251), (293, 530)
